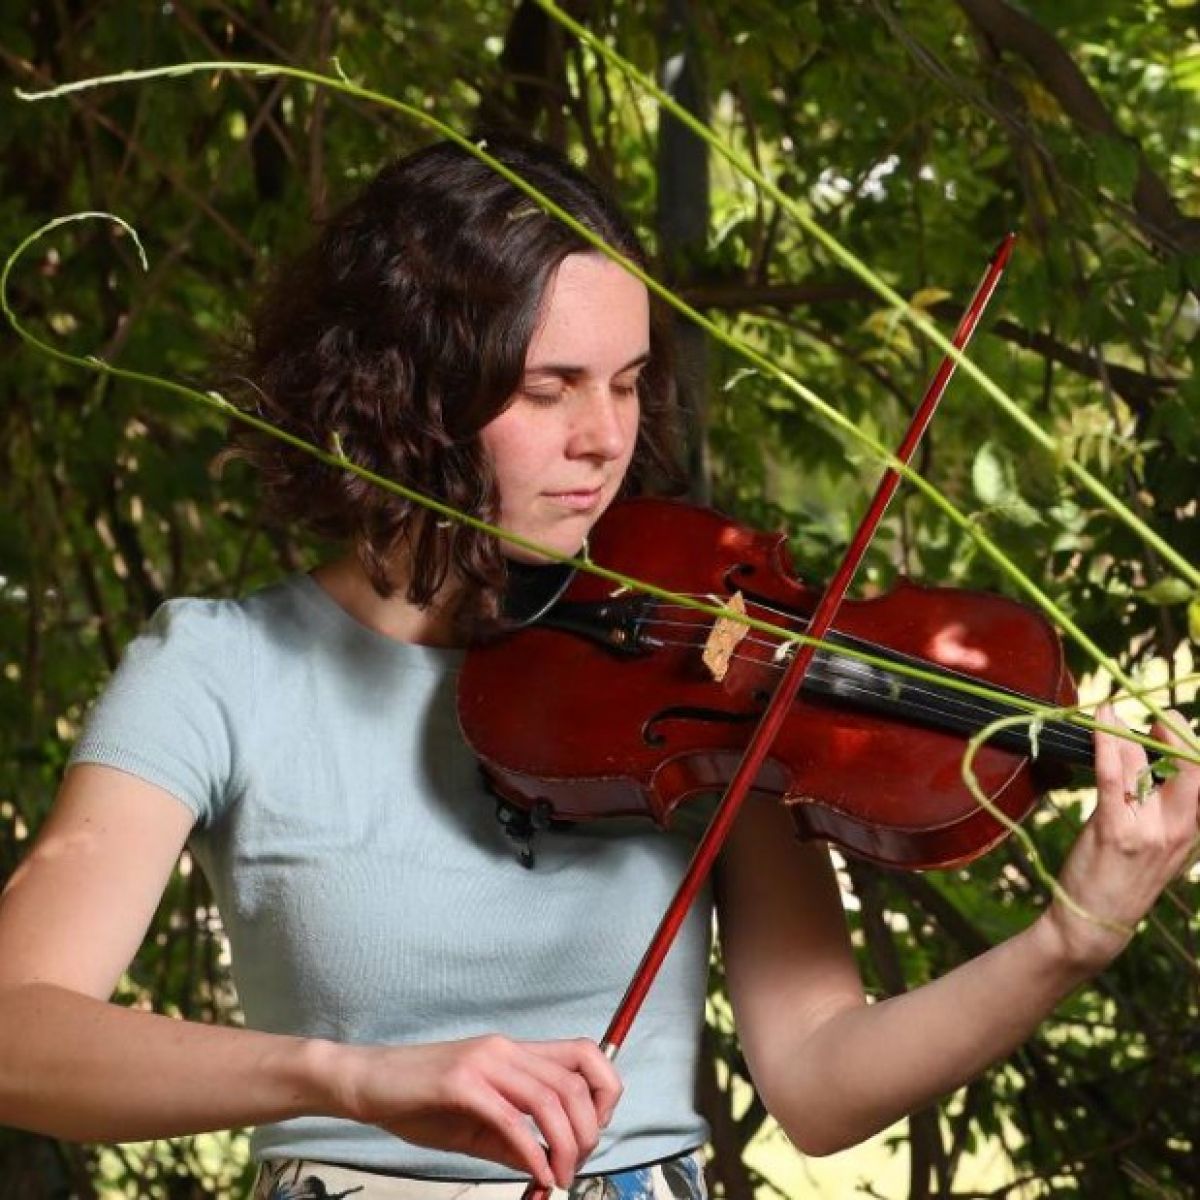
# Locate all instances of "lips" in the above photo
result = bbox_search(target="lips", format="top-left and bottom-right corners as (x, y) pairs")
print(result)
(543, 486), (603, 511)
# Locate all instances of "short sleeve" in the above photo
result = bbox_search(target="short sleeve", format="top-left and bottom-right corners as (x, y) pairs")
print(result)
(66, 598), (254, 829)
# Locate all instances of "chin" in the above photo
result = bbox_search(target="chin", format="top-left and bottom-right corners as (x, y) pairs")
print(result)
(501, 519), (593, 565)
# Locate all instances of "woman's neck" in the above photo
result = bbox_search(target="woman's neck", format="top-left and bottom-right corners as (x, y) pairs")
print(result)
(308, 553), (463, 648)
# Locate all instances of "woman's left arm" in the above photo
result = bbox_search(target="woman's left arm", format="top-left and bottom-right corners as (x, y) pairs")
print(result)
(716, 706), (1200, 1157)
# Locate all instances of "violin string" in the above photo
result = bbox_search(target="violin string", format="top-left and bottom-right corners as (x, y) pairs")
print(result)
(643, 630), (1091, 758)
(745, 648), (1092, 755)
(643, 596), (1094, 750)
(638, 620), (1093, 757)
(657, 600), (1099, 748)
(639, 583), (1095, 750)
(646, 628), (1081, 742)
(710, 629), (1089, 756)
(659, 617), (1080, 737)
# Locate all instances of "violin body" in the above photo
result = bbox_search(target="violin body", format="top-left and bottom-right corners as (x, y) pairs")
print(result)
(458, 498), (1082, 870)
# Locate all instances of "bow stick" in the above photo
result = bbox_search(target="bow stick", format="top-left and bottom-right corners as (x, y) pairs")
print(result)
(11, 62), (1195, 754)
(520, 235), (1016, 1199)
(2, 217), (1185, 779)
(7, 61), (1199, 1181)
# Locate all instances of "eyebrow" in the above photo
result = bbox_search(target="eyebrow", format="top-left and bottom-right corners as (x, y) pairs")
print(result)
(523, 351), (651, 378)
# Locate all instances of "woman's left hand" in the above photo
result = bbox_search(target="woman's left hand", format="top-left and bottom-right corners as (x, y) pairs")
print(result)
(1042, 704), (1200, 973)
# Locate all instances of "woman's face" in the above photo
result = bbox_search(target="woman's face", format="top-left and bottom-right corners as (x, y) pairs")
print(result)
(480, 252), (649, 562)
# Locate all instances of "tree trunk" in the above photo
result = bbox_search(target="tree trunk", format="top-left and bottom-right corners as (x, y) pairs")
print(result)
(657, 0), (711, 504)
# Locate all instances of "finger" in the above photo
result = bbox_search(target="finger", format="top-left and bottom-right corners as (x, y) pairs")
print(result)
(1093, 703), (1134, 820)
(1113, 705), (1151, 785)
(1150, 707), (1199, 752)
(517, 1054), (601, 1168)
(464, 1091), (557, 1189)
(1150, 709), (1200, 772)
(532, 1038), (623, 1126)
(1150, 709), (1200, 825)
(520, 1046), (624, 1166)
(494, 1070), (579, 1188)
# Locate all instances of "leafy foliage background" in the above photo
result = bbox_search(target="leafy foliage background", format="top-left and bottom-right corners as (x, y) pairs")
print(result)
(1, 2), (1197, 1197)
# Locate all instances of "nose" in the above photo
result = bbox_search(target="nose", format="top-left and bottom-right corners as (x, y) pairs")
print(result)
(566, 385), (636, 463)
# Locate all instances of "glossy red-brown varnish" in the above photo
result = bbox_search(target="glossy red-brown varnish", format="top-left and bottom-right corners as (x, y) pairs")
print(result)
(458, 498), (1077, 870)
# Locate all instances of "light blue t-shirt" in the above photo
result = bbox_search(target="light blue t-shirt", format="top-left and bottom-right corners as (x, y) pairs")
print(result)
(67, 572), (713, 1177)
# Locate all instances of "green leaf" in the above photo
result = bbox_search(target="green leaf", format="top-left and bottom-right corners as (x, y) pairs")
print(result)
(1171, 50), (1200, 91)
(1137, 578), (1194, 606)
(971, 442), (1008, 507)
(1189, 598), (1200, 645)
(0, 510), (29, 577)
(971, 442), (1042, 527)
(1092, 135), (1140, 201)
(910, 286), (952, 311)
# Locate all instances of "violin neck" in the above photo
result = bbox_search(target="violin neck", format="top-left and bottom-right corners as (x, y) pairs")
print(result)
(808, 634), (1095, 770)
(531, 592), (1094, 770)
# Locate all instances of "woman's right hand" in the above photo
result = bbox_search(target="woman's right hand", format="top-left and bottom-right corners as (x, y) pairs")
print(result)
(0, 766), (619, 1168)
(328, 1034), (622, 1189)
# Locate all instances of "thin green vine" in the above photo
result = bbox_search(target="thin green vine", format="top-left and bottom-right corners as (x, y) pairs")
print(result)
(16, 56), (1196, 761)
(6, 209), (1196, 773)
(535, 0), (1200, 596)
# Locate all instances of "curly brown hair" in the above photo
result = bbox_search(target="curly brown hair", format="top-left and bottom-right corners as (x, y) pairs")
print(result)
(218, 134), (681, 636)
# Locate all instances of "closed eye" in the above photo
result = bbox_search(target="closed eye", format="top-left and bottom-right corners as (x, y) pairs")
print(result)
(613, 366), (647, 397)
(520, 387), (565, 406)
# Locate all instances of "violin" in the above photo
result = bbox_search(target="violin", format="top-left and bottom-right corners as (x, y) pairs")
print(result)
(458, 496), (1093, 871)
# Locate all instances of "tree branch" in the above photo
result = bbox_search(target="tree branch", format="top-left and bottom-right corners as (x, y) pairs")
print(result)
(678, 280), (1177, 412)
(697, 1021), (759, 1200)
(955, 0), (1200, 256)
(0, 47), (258, 261)
(845, 860), (947, 1198)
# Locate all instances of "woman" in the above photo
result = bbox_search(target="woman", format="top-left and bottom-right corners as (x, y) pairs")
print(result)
(0, 135), (1196, 1199)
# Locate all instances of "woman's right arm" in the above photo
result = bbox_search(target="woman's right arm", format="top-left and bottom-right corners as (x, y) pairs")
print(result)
(0, 764), (618, 1188)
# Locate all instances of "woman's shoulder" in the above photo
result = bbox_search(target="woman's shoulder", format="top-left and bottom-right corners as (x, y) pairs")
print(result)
(65, 578), (318, 827)
(112, 574), (316, 693)
(135, 572), (462, 688)
(145, 573), (311, 641)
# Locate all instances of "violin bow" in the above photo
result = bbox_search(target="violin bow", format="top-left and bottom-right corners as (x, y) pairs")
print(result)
(7, 57), (1197, 1185)
(521, 232), (1016, 1200)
